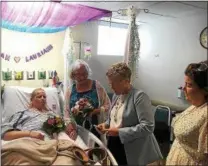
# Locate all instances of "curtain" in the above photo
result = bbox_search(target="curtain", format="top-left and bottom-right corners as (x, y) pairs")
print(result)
(62, 28), (76, 95)
(123, 6), (140, 84)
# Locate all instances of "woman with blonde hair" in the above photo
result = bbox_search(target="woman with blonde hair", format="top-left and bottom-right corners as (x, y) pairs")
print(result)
(166, 61), (208, 165)
(2, 88), (76, 141)
(97, 62), (162, 165)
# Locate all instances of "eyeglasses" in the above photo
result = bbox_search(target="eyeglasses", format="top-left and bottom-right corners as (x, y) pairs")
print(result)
(73, 72), (87, 77)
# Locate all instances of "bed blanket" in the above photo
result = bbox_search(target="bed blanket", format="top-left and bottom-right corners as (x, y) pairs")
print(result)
(2, 138), (83, 165)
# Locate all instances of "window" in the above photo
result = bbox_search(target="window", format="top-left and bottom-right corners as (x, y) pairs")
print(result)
(97, 21), (128, 56)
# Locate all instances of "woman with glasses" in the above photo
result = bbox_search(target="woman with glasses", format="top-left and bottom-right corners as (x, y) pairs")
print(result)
(64, 59), (111, 140)
(96, 62), (163, 165)
(166, 61), (208, 165)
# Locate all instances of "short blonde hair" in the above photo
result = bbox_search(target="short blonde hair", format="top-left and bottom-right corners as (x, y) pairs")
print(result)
(30, 88), (45, 101)
(69, 59), (92, 80)
(106, 62), (131, 81)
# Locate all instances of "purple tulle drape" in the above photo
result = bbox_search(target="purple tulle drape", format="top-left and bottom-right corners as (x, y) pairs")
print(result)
(1, 2), (112, 33)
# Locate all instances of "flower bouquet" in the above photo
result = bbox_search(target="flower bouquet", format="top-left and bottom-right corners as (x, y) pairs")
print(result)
(42, 115), (66, 138)
(71, 98), (94, 130)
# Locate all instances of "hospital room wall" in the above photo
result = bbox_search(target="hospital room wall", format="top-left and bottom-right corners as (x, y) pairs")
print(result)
(1, 29), (65, 87)
(71, 10), (207, 109)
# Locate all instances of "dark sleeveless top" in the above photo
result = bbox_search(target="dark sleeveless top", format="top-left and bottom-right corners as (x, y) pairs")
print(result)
(69, 80), (100, 136)
(69, 80), (99, 110)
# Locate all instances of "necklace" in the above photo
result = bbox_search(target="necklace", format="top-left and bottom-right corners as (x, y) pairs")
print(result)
(114, 96), (125, 122)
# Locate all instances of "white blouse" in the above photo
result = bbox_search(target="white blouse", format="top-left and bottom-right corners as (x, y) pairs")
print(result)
(110, 96), (125, 128)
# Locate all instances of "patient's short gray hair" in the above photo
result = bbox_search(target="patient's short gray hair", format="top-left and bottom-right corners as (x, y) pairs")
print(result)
(70, 59), (92, 80)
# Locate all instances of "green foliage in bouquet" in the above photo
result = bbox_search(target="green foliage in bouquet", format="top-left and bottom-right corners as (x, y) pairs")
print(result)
(42, 115), (66, 136)
(82, 108), (94, 115)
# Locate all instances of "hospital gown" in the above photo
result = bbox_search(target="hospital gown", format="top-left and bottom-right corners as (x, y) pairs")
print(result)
(1, 109), (68, 140)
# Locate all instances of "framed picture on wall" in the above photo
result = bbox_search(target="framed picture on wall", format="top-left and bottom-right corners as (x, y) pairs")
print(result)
(2, 71), (12, 81)
(48, 70), (54, 79)
(14, 71), (24, 80)
(27, 71), (35, 80)
(38, 71), (46, 79)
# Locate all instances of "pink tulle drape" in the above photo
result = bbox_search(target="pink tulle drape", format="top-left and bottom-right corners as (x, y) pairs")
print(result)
(1, 2), (112, 33)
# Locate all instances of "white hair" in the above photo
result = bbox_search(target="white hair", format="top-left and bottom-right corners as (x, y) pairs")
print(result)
(70, 59), (92, 79)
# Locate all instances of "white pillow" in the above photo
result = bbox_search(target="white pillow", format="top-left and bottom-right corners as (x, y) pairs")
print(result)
(2, 86), (61, 122)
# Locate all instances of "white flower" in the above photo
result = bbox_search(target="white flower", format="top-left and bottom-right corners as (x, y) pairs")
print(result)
(75, 105), (79, 110)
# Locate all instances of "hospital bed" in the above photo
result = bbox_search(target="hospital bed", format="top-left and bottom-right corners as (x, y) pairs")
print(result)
(1, 86), (117, 165)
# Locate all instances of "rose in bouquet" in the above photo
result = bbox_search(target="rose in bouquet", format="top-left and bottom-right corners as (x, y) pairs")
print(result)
(42, 115), (66, 138)
(72, 98), (94, 116)
(71, 98), (94, 130)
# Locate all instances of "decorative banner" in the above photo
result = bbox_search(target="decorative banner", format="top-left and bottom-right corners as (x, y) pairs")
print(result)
(14, 56), (21, 63)
(1, 53), (10, 61)
(1, 44), (53, 63)
(1, 2), (112, 33)
(25, 45), (53, 62)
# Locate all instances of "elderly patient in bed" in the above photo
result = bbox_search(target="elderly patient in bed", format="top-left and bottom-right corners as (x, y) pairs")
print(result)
(1, 88), (89, 165)
(1, 88), (77, 142)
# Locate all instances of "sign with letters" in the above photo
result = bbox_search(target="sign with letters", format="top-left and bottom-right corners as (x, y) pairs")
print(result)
(1, 44), (53, 63)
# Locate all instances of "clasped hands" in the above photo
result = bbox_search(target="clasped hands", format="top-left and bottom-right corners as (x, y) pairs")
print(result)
(96, 123), (119, 137)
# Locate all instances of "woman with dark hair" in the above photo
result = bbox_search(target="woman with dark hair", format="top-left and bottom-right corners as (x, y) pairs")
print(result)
(166, 61), (208, 165)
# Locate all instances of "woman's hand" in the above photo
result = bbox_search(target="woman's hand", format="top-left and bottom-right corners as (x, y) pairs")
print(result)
(65, 123), (77, 140)
(71, 108), (79, 116)
(96, 123), (109, 134)
(103, 127), (119, 137)
(30, 131), (45, 140)
(89, 108), (100, 116)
